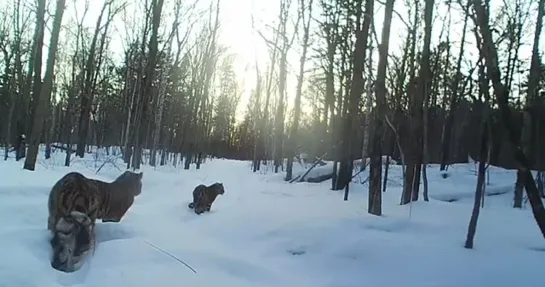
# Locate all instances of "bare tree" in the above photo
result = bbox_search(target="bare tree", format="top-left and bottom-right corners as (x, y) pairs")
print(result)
(273, 0), (300, 173)
(335, 0), (374, 194)
(285, 0), (314, 181)
(471, 0), (545, 238)
(401, 0), (435, 204)
(24, 0), (67, 170)
(25, 0), (47, 139)
(132, 0), (165, 170)
(369, 0), (397, 215)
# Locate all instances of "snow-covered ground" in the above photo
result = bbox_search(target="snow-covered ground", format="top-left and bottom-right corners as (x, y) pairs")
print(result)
(0, 148), (544, 287)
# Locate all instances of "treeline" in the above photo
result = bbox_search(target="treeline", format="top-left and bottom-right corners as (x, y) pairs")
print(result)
(0, 0), (544, 183)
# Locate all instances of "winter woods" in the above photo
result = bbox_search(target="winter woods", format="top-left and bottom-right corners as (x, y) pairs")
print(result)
(0, 0), (545, 243)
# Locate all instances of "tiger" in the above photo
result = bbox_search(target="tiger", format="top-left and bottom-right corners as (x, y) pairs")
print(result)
(47, 172), (102, 232)
(88, 170), (143, 223)
(50, 211), (95, 272)
(47, 170), (143, 231)
(188, 182), (225, 214)
(47, 171), (143, 271)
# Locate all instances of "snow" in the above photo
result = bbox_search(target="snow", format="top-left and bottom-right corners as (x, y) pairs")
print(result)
(0, 148), (544, 287)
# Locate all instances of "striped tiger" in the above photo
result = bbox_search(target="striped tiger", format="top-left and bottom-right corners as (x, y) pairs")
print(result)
(47, 170), (143, 231)
(188, 182), (225, 214)
(47, 172), (102, 232)
(50, 211), (95, 272)
(89, 170), (143, 223)
(47, 171), (143, 272)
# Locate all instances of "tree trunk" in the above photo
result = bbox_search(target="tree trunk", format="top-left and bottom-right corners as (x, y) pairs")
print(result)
(26, 0), (47, 138)
(2, 49), (14, 161)
(133, 0), (165, 170)
(401, 0), (434, 204)
(285, 0), (313, 181)
(361, 44), (373, 171)
(24, 0), (66, 171)
(76, 2), (109, 158)
(369, 0), (394, 215)
(383, 155), (390, 192)
(335, 0), (373, 193)
(274, 51), (287, 173)
(150, 51), (170, 166)
(514, 169), (524, 208)
(464, 120), (488, 249)
(537, 171), (545, 198)
(252, 65), (262, 172)
(420, 0), (435, 202)
(439, 2), (469, 171)
(471, 0), (545, 238)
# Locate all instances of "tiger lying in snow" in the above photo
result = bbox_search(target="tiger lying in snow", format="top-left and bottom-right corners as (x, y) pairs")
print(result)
(188, 182), (225, 215)
(47, 171), (143, 272)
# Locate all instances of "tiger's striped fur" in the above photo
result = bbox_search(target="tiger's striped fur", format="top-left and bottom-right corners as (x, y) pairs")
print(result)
(188, 182), (225, 214)
(47, 172), (102, 231)
(48, 170), (143, 230)
(50, 211), (95, 272)
(47, 171), (143, 272)
(89, 170), (143, 223)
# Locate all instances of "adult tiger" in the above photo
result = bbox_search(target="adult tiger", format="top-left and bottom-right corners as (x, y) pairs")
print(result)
(188, 182), (225, 214)
(89, 170), (143, 223)
(47, 171), (143, 272)
(47, 172), (101, 231)
(47, 170), (143, 231)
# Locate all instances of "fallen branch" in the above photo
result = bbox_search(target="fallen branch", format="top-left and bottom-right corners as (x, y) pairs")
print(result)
(297, 152), (328, 183)
(95, 156), (123, 174)
(289, 174), (301, 183)
(352, 161), (369, 179)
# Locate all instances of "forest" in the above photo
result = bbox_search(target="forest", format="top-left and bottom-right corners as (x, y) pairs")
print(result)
(0, 0), (544, 245)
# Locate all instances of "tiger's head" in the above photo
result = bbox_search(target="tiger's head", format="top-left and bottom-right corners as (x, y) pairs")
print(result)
(50, 211), (94, 273)
(213, 182), (225, 195)
(116, 171), (144, 196)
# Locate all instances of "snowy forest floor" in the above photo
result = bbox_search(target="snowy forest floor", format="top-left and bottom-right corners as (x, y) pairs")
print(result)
(0, 147), (544, 287)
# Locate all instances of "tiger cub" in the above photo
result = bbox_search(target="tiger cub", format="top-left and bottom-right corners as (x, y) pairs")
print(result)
(50, 211), (95, 272)
(188, 182), (225, 214)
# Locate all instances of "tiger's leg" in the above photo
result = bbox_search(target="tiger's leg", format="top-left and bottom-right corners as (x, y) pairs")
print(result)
(194, 203), (205, 215)
(191, 191), (201, 213)
(102, 218), (120, 222)
(205, 204), (211, 212)
(101, 214), (121, 222)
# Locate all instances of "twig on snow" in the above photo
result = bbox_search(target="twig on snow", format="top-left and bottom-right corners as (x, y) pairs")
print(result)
(144, 240), (197, 274)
